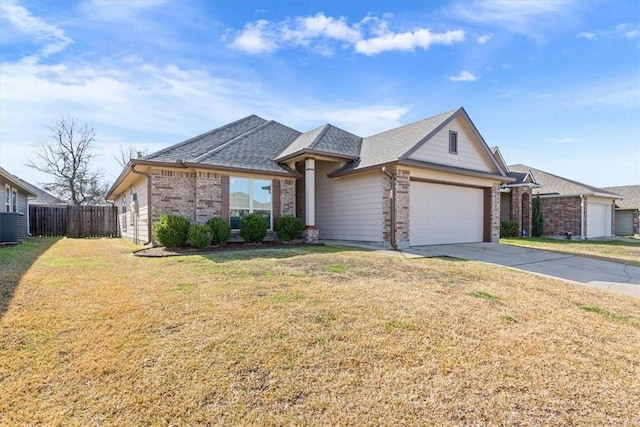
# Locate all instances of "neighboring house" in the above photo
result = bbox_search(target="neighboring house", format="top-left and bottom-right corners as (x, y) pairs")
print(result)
(491, 148), (539, 237)
(602, 185), (640, 236)
(106, 107), (514, 247)
(0, 166), (35, 242)
(15, 178), (64, 205)
(509, 165), (620, 239)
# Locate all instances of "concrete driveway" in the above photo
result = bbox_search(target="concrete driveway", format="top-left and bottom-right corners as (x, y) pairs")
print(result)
(405, 243), (640, 299)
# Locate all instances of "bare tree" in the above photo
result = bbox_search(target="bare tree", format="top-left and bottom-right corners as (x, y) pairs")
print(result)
(28, 116), (109, 206)
(114, 144), (149, 168)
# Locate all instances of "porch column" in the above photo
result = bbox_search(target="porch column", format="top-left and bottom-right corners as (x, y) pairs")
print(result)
(304, 158), (319, 243)
(305, 158), (315, 227)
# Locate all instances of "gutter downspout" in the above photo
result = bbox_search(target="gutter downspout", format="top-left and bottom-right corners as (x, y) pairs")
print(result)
(130, 165), (153, 245)
(580, 195), (585, 240)
(382, 166), (397, 250)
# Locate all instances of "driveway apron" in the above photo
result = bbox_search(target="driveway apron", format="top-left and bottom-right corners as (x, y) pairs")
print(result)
(407, 243), (640, 299)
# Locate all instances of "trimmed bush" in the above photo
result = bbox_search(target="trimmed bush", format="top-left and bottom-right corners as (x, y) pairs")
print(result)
(276, 214), (304, 242)
(240, 213), (268, 243)
(500, 220), (519, 238)
(188, 223), (213, 248)
(205, 217), (231, 245)
(532, 195), (544, 237)
(153, 213), (190, 248)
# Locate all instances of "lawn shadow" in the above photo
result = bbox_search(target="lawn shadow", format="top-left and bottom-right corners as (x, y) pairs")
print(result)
(0, 237), (61, 318)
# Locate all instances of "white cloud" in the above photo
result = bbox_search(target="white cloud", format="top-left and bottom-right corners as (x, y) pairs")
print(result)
(449, 70), (478, 82)
(449, 0), (574, 41)
(578, 32), (597, 40)
(228, 20), (277, 54)
(285, 13), (361, 43)
(228, 13), (465, 56)
(477, 33), (493, 44)
(355, 28), (465, 55)
(0, 0), (73, 59)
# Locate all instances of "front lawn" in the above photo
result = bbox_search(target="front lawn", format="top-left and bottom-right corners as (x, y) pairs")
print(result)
(501, 237), (640, 266)
(1, 238), (639, 425)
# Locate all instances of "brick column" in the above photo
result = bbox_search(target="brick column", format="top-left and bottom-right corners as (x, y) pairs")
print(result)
(195, 171), (222, 223)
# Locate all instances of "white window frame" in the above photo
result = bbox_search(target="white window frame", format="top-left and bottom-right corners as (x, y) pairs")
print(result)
(4, 184), (10, 212)
(129, 188), (135, 226)
(11, 188), (18, 212)
(121, 194), (127, 232)
(229, 177), (272, 230)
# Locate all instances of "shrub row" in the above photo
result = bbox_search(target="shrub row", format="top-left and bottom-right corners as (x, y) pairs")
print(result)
(152, 213), (303, 248)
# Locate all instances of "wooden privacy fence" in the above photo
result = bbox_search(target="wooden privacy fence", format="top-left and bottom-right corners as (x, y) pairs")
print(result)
(29, 205), (119, 238)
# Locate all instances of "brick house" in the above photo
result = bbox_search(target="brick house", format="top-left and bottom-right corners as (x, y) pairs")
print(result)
(106, 107), (514, 247)
(491, 148), (539, 237)
(509, 165), (621, 239)
(602, 185), (640, 236)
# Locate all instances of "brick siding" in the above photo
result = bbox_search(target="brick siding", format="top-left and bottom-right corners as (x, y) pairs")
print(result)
(151, 167), (296, 226)
(540, 196), (582, 237)
(383, 167), (410, 249)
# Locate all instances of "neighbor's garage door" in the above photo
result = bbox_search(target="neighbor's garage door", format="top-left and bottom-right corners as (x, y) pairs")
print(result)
(410, 182), (484, 246)
(587, 203), (611, 238)
(614, 210), (633, 236)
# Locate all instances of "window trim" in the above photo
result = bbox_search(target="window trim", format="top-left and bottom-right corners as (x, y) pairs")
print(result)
(449, 130), (458, 155)
(121, 194), (127, 232)
(229, 177), (273, 230)
(11, 188), (18, 212)
(4, 184), (10, 212)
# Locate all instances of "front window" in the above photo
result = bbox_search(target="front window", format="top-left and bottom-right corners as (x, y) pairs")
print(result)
(230, 177), (272, 229)
(121, 194), (127, 232)
(4, 185), (9, 212)
(11, 189), (18, 212)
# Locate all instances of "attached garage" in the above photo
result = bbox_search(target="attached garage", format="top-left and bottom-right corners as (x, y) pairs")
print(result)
(614, 210), (634, 236)
(410, 182), (485, 245)
(586, 202), (612, 238)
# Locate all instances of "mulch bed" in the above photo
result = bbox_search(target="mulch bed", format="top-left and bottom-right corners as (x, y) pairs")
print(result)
(133, 240), (313, 257)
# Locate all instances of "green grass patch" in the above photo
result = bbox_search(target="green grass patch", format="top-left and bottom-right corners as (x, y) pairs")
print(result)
(326, 263), (346, 273)
(384, 319), (415, 332)
(270, 290), (305, 303)
(580, 305), (632, 325)
(469, 291), (499, 301)
(500, 315), (518, 323)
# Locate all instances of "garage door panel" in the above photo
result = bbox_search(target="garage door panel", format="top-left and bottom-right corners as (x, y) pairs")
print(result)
(614, 210), (633, 236)
(587, 203), (611, 238)
(410, 182), (484, 245)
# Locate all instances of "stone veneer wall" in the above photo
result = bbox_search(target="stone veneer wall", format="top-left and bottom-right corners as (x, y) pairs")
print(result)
(540, 196), (582, 237)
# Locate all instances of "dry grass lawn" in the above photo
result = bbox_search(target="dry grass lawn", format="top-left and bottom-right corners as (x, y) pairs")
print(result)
(1, 238), (639, 425)
(501, 237), (640, 266)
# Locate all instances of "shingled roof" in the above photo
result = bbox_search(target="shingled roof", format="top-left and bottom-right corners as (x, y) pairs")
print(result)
(276, 124), (362, 161)
(145, 116), (301, 175)
(509, 164), (621, 198)
(602, 185), (640, 209)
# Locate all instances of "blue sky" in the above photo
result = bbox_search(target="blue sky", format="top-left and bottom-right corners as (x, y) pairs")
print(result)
(1, 0), (638, 188)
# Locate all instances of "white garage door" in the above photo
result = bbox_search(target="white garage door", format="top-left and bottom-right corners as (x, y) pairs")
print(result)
(587, 203), (611, 238)
(614, 210), (633, 236)
(410, 182), (484, 246)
